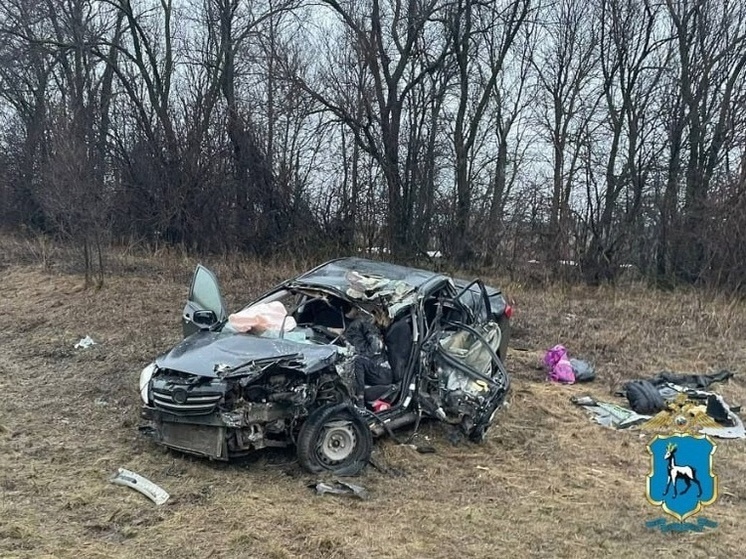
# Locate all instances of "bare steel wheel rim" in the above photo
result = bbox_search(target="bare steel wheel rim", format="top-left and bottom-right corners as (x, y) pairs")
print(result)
(317, 420), (357, 464)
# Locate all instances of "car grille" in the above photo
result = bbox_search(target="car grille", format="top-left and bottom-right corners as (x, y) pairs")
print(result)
(151, 374), (225, 415)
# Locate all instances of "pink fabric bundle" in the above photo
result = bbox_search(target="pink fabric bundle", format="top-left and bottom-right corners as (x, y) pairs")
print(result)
(544, 344), (576, 384)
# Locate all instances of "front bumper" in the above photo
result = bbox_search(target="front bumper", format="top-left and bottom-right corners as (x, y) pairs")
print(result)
(142, 398), (293, 460)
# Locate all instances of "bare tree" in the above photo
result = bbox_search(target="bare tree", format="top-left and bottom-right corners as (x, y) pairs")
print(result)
(658, 0), (746, 282)
(531, 0), (600, 266)
(484, 19), (537, 259)
(293, 0), (450, 257)
(447, 0), (531, 263)
(580, 0), (664, 282)
(0, 0), (55, 230)
(0, 0), (745, 292)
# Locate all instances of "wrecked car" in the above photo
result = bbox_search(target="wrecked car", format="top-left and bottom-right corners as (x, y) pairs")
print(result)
(139, 257), (512, 474)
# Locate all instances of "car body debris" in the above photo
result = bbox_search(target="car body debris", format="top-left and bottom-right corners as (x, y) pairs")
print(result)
(110, 468), (170, 505)
(571, 395), (650, 429)
(311, 480), (370, 500)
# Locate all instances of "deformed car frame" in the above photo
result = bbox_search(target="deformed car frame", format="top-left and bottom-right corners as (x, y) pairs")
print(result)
(139, 257), (512, 475)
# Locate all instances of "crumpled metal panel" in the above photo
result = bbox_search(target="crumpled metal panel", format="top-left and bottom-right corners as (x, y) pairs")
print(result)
(156, 330), (338, 378)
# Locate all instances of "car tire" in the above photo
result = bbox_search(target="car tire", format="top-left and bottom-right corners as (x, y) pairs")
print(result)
(296, 403), (372, 476)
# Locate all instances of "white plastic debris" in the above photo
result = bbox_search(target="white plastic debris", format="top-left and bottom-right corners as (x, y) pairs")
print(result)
(74, 335), (96, 349)
(110, 468), (170, 505)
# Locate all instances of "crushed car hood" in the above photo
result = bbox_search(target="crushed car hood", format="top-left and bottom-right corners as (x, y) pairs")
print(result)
(155, 330), (339, 378)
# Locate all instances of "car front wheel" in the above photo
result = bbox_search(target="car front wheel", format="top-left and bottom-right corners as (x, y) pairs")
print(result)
(296, 403), (372, 476)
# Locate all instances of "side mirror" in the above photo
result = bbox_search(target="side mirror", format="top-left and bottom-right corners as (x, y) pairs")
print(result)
(193, 309), (218, 326)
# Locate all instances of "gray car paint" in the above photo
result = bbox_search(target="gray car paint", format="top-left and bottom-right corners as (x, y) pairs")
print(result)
(156, 330), (339, 378)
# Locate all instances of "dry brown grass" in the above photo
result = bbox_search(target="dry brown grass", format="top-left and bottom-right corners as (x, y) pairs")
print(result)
(2, 241), (746, 558)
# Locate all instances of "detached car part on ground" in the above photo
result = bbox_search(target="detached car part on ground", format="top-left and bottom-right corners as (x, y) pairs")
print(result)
(139, 258), (512, 475)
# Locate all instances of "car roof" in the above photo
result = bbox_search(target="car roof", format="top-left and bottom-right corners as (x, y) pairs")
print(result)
(293, 257), (444, 291)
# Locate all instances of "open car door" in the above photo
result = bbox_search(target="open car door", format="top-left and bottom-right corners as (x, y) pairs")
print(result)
(182, 265), (228, 337)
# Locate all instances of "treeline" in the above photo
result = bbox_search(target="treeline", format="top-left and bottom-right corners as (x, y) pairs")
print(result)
(1, 0), (745, 288)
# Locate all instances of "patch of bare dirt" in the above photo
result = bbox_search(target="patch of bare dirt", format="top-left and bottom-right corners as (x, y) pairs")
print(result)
(1, 252), (745, 558)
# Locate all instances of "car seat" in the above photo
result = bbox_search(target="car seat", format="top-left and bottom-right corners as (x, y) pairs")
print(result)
(362, 317), (414, 405)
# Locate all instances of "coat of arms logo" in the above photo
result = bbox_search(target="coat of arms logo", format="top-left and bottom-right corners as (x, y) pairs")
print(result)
(646, 433), (718, 523)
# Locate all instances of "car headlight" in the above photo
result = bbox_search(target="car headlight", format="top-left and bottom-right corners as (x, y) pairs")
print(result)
(139, 362), (157, 405)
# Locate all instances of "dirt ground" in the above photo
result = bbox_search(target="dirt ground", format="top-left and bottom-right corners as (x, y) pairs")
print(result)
(2, 244), (746, 558)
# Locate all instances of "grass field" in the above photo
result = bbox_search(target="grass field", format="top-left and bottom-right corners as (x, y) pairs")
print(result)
(1, 241), (745, 558)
